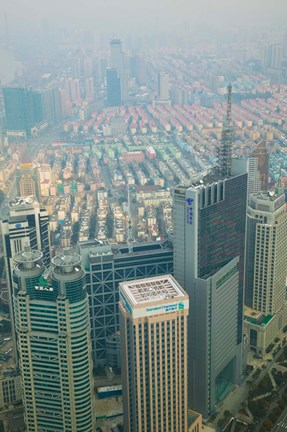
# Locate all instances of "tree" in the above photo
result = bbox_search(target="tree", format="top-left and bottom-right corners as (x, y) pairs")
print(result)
(262, 419), (273, 431)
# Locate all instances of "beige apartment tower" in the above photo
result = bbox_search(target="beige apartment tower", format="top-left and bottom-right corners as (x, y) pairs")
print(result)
(245, 192), (287, 314)
(244, 192), (287, 354)
(119, 275), (189, 432)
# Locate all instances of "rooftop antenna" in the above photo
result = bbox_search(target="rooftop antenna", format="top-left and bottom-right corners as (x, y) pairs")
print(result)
(218, 83), (233, 177)
(127, 185), (133, 254)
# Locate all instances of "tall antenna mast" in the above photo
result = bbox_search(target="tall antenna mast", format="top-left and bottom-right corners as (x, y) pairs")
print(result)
(127, 186), (133, 254)
(218, 83), (233, 177)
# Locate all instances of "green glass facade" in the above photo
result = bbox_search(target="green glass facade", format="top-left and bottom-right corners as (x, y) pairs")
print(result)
(3, 86), (44, 138)
(13, 251), (95, 431)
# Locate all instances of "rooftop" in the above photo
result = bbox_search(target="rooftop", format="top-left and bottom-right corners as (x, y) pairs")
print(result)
(253, 191), (280, 202)
(244, 306), (273, 327)
(121, 275), (185, 306)
(8, 196), (38, 208)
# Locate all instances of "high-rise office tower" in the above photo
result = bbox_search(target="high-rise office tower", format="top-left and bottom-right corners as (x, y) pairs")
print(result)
(173, 86), (248, 417)
(13, 248), (95, 432)
(245, 192), (287, 313)
(110, 39), (128, 103)
(158, 72), (170, 101)
(80, 240), (173, 365)
(3, 86), (44, 138)
(16, 163), (41, 201)
(120, 275), (189, 432)
(1, 197), (50, 350)
(106, 68), (122, 107)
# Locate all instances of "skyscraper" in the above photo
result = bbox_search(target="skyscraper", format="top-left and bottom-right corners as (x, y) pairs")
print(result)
(85, 77), (94, 99)
(249, 140), (269, 193)
(110, 39), (128, 103)
(248, 140), (269, 195)
(80, 240), (173, 364)
(3, 86), (44, 138)
(262, 43), (283, 69)
(245, 192), (287, 313)
(173, 164), (247, 417)
(158, 72), (170, 101)
(173, 86), (247, 417)
(1, 196), (50, 350)
(16, 163), (41, 201)
(244, 192), (287, 354)
(106, 68), (122, 107)
(13, 248), (95, 431)
(40, 86), (63, 125)
(119, 275), (189, 432)
(64, 78), (81, 102)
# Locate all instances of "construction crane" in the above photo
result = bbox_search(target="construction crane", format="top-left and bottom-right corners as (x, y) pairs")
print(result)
(218, 83), (233, 177)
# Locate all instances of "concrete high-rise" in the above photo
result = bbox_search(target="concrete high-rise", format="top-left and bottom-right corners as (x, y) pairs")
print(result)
(13, 248), (95, 432)
(262, 43), (283, 69)
(40, 86), (63, 125)
(173, 161), (248, 417)
(245, 192), (287, 313)
(244, 192), (287, 354)
(119, 275), (189, 432)
(16, 163), (41, 201)
(1, 196), (50, 352)
(80, 240), (173, 365)
(85, 77), (94, 99)
(158, 72), (170, 101)
(248, 140), (269, 195)
(64, 78), (81, 102)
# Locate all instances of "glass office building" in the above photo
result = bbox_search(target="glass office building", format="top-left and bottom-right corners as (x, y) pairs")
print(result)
(173, 161), (247, 417)
(13, 248), (95, 432)
(80, 240), (173, 365)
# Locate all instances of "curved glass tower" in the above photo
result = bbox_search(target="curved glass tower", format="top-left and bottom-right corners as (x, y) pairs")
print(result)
(13, 248), (95, 432)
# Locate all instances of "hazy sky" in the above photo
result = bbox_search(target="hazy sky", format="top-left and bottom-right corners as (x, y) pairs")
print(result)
(2, 0), (287, 34)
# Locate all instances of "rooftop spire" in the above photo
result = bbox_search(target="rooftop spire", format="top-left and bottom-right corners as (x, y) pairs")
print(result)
(218, 83), (233, 177)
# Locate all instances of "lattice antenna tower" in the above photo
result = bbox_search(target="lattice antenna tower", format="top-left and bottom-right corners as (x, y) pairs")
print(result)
(127, 186), (133, 254)
(218, 83), (233, 177)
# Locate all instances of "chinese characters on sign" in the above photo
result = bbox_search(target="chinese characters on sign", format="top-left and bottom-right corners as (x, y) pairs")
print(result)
(186, 197), (193, 225)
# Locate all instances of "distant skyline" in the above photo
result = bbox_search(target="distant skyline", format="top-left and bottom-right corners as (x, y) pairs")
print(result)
(1, 0), (287, 35)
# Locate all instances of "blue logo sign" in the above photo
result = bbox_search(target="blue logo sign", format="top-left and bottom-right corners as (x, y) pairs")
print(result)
(186, 197), (194, 225)
(15, 223), (22, 229)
